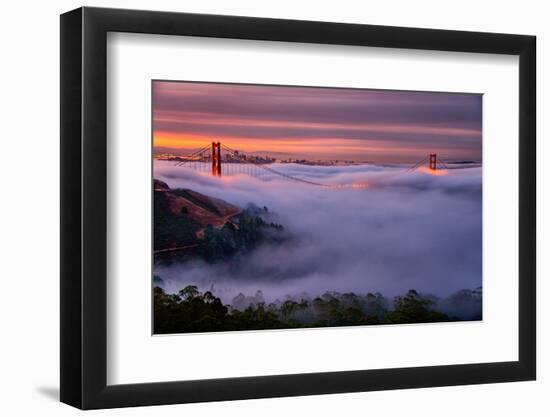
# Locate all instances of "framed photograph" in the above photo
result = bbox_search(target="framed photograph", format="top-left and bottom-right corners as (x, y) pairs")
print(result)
(60, 7), (536, 409)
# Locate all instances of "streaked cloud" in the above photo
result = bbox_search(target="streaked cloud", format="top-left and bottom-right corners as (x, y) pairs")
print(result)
(153, 81), (482, 162)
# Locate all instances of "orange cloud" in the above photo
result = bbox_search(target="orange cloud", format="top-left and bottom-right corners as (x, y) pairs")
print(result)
(153, 131), (440, 161)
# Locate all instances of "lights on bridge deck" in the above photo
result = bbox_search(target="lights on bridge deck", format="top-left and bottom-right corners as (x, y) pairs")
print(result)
(171, 143), (450, 188)
(415, 166), (448, 176)
(327, 183), (370, 189)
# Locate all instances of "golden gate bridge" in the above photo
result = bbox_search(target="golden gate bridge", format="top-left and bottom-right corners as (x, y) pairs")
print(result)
(169, 142), (450, 188)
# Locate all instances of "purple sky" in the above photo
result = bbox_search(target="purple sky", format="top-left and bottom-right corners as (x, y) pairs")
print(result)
(153, 81), (482, 163)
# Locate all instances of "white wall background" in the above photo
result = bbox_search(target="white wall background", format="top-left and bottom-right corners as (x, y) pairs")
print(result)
(0, 0), (545, 415)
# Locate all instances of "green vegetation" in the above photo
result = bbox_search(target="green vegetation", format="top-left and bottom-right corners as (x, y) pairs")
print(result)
(154, 214), (200, 250)
(154, 180), (286, 263)
(384, 290), (449, 323)
(202, 207), (286, 262)
(154, 285), (284, 333)
(154, 185), (201, 250)
(153, 285), (468, 334)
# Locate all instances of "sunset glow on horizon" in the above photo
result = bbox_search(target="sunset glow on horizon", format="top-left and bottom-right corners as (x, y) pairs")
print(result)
(153, 81), (482, 163)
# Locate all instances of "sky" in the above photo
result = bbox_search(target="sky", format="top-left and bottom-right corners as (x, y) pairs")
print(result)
(153, 81), (482, 163)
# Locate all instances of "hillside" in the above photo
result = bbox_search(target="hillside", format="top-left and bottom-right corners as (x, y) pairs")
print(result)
(154, 179), (287, 264)
(154, 179), (242, 253)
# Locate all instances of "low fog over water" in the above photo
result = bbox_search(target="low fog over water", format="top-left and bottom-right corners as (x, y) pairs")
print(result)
(154, 160), (482, 304)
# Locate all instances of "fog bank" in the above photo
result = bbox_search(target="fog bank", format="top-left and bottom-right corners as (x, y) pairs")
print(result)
(154, 161), (482, 304)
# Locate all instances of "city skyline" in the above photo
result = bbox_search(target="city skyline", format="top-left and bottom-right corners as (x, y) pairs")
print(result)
(153, 81), (482, 163)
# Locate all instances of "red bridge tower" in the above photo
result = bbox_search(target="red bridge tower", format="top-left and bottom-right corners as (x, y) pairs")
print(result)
(429, 153), (437, 171)
(211, 142), (222, 176)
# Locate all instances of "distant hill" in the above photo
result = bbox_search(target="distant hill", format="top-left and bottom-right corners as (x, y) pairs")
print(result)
(154, 179), (242, 253)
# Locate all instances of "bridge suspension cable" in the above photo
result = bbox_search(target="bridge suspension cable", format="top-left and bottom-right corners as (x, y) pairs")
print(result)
(220, 144), (330, 187)
(406, 154), (449, 172)
(174, 145), (212, 166)
(406, 156), (430, 172)
(170, 141), (452, 188)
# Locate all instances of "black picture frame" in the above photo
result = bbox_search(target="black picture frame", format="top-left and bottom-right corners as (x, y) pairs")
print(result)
(60, 6), (536, 410)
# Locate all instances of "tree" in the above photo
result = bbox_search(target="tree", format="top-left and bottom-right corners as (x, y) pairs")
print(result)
(179, 285), (199, 301)
(154, 286), (454, 334)
(385, 290), (449, 324)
